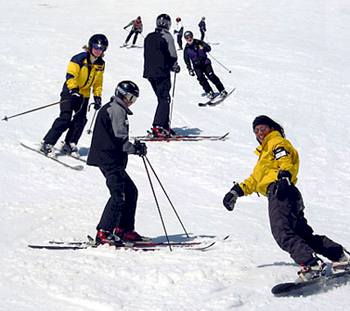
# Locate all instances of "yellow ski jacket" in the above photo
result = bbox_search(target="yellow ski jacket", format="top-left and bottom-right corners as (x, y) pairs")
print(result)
(65, 52), (105, 98)
(239, 130), (299, 196)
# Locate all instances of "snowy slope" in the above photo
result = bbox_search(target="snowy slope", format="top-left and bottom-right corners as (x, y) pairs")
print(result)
(1, 0), (350, 310)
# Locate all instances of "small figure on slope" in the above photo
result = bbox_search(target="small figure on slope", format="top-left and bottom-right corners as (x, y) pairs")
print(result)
(143, 13), (180, 138)
(40, 34), (108, 157)
(198, 16), (206, 41)
(183, 31), (227, 99)
(87, 81), (148, 245)
(173, 17), (184, 50)
(223, 115), (349, 282)
(123, 16), (143, 47)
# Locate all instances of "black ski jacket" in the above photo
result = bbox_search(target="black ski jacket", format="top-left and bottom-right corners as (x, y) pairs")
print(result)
(143, 27), (178, 79)
(87, 97), (135, 168)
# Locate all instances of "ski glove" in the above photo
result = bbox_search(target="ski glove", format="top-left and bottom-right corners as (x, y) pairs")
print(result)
(133, 141), (147, 157)
(69, 88), (81, 98)
(188, 69), (195, 76)
(223, 183), (244, 211)
(172, 63), (181, 73)
(275, 170), (292, 200)
(93, 96), (102, 110)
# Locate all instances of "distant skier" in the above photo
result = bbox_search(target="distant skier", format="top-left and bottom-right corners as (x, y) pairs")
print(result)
(173, 17), (184, 50)
(223, 115), (350, 282)
(40, 34), (108, 157)
(198, 16), (206, 41)
(183, 30), (227, 99)
(123, 16), (143, 47)
(87, 81), (148, 245)
(143, 13), (180, 138)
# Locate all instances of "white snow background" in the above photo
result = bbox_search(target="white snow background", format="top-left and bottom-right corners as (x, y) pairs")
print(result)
(1, 0), (350, 310)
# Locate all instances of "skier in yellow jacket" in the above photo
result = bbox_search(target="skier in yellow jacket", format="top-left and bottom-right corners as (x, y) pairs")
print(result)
(223, 115), (349, 281)
(41, 34), (108, 157)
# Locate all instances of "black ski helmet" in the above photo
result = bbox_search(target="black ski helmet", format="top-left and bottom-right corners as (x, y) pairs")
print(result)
(115, 81), (139, 104)
(156, 14), (171, 30)
(88, 34), (109, 52)
(184, 31), (193, 39)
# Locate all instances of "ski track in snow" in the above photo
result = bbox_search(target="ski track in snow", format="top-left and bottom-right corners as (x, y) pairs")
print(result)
(1, 0), (350, 310)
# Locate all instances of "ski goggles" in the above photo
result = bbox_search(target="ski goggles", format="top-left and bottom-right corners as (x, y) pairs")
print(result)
(92, 43), (106, 51)
(125, 93), (138, 104)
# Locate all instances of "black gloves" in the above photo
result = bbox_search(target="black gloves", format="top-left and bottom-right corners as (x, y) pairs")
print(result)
(276, 170), (292, 200)
(134, 141), (147, 157)
(223, 183), (244, 211)
(93, 96), (102, 110)
(172, 63), (181, 73)
(69, 88), (81, 98)
(188, 69), (195, 76)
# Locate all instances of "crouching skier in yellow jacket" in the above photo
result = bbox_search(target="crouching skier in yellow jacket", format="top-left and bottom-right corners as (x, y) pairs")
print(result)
(223, 115), (349, 282)
(40, 34), (108, 157)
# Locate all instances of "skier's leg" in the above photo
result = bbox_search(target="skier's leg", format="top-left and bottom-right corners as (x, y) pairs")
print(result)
(118, 172), (138, 231)
(132, 32), (139, 45)
(295, 215), (344, 261)
(64, 98), (88, 144)
(195, 67), (213, 94)
(149, 77), (171, 128)
(96, 166), (126, 232)
(125, 30), (134, 44)
(268, 184), (316, 264)
(42, 97), (74, 145)
(204, 63), (225, 92)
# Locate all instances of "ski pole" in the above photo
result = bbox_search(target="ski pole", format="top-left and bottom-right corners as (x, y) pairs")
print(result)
(86, 102), (98, 134)
(145, 156), (189, 238)
(169, 72), (177, 129)
(2, 100), (66, 121)
(208, 52), (232, 73)
(142, 156), (172, 251)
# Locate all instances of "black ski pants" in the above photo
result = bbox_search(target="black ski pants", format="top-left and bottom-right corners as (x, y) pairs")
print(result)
(267, 183), (343, 265)
(200, 30), (205, 41)
(148, 76), (171, 129)
(97, 165), (138, 232)
(176, 34), (183, 49)
(125, 30), (140, 45)
(194, 63), (224, 94)
(43, 96), (88, 145)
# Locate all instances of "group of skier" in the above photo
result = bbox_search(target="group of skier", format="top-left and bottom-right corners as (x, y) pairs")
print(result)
(35, 13), (349, 283)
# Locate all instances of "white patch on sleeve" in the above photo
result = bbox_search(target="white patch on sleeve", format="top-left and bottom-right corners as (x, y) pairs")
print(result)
(274, 148), (288, 160)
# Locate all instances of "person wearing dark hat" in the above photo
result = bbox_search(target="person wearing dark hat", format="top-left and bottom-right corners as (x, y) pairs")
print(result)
(223, 115), (349, 282)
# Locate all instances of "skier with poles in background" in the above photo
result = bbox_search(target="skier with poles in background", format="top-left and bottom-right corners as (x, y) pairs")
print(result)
(183, 30), (227, 99)
(87, 81), (148, 245)
(122, 16), (143, 47)
(143, 13), (180, 138)
(173, 17), (184, 50)
(40, 34), (108, 157)
(223, 115), (349, 282)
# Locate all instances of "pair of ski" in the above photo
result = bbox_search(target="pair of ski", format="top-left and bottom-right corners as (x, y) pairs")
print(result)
(272, 263), (350, 297)
(28, 235), (230, 252)
(198, 88), (236, 107)
(20, 143), (85, 171)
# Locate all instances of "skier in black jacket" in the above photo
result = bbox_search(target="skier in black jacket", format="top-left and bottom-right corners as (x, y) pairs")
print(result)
(87, 81), (148, 245)
(198, 17), (206, 41)
(143, 13), (180, 138)
(183, 31), (227, 99)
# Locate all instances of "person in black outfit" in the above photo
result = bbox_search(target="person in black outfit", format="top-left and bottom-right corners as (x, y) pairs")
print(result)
(143, 13), (180, 138)
(41, 34), (108, 157)
(183, 31), (227, 99)
(198, 17), (206, 41)
(87, 81), (148, 245)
